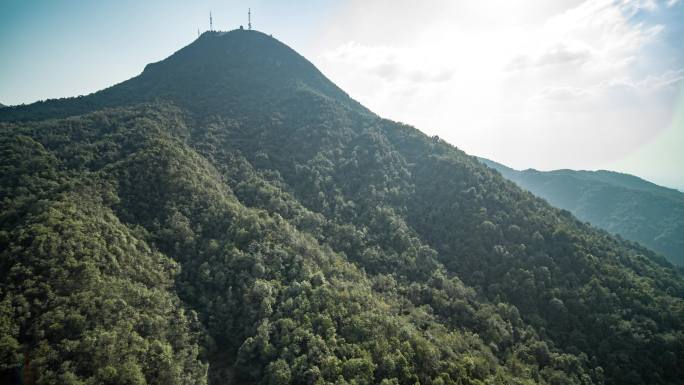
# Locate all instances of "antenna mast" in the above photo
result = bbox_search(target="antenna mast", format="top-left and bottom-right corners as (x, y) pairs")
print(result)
(210, 11), (213, 31)
(248, 8), (252, 30)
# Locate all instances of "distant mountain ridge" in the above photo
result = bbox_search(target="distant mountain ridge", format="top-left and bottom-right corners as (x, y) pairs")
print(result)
(480, 157), (684, 265)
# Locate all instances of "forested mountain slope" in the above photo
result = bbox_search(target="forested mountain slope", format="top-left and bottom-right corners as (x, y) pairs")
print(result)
(480, 158), (684, 266)
(1, 30), (683, 385)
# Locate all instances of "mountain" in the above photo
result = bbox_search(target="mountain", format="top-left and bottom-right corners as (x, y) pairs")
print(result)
(480, 158), (684, 266)
(1, 30), (683, 385)
(0, 30), (367, 123)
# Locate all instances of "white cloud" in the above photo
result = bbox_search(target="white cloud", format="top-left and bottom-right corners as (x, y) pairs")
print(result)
(507, 42), (594, 71)
(313, 0), (683, 188)
(535, 86), (590, 102)
(323, 41), (455, 83)
(636, 68), (684, 90)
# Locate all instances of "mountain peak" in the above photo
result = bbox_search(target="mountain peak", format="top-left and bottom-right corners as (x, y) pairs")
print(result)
(145, 28), (293, 72)
(121, 27), (366, 115)
(0, 28), (366, 122)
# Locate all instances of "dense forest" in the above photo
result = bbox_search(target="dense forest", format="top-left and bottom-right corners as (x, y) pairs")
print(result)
(480, 158), (684, 266)
(1, 30), (683, 385)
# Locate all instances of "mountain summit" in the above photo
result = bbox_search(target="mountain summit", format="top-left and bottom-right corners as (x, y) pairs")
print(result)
(1, 32), (683, 385)
(0, 30), (367, 122)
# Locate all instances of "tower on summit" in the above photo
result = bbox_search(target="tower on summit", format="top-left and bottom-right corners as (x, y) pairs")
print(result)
(248, 8), (252, 30)
(210, 11), (213, 31)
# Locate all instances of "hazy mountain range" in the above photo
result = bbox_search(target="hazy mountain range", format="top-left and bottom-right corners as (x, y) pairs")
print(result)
(1, 30), (682, 385)
(479, 158), (684, 266)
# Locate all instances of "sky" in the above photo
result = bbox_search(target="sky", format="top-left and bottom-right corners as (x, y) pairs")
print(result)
(1, 0), (683, 190)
